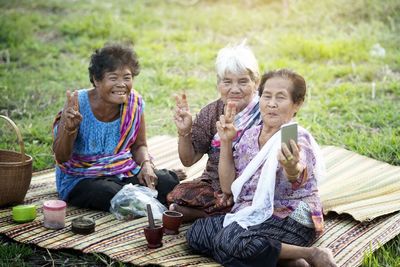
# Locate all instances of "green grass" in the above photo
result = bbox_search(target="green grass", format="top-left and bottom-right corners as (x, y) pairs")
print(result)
(0, 241), (33, 267)
(0, 0), (399, 265)
(0, 235), (135, 267)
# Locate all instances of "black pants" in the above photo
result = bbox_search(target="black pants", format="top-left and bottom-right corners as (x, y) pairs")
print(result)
(186, 215), (315, 267)
(67, 169), (179, 211)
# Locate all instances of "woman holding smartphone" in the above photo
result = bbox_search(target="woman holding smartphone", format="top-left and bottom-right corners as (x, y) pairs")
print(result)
(186, 69), (336, 267)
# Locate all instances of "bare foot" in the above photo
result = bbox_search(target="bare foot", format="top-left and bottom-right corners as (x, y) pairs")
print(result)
(307, 247), (337, 267)
(169, 203), (207, 222)
(172, 169), (187, 181)
(278, 259), (310, 267)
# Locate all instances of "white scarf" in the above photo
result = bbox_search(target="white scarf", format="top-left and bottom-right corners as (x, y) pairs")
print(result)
(223, 125), (325, 229)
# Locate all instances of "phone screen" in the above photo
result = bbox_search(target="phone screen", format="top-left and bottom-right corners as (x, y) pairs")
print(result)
(281, 122), (298, 152)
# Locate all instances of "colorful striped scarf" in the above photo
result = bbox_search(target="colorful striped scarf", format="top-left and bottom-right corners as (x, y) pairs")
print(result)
(53, 90), (143, 178)
(211, 95), (261, 150)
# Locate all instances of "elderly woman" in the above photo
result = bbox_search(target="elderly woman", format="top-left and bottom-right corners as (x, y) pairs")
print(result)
(186, 69), (337, 267)
(167, 42), (262, 222)
(52, 44), (179, 211)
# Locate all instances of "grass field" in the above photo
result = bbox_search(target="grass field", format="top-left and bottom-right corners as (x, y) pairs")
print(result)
(0, 0), (399, 266)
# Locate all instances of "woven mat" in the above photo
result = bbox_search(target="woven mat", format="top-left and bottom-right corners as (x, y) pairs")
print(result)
(1, 136), (400, 267)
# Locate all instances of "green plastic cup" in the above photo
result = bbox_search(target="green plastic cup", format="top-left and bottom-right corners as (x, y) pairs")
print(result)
(12, 204), (37, 223)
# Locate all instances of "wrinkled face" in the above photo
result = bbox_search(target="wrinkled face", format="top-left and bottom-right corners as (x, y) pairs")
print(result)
(94, 66), (133, 104)
(217, 72), (257, 112)
(259, 77), (301, 128)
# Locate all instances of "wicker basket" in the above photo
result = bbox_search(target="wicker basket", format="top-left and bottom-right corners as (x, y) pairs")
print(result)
(0, 115), (33, 207)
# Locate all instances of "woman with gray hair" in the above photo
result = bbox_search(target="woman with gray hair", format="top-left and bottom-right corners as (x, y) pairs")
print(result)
(167, 41), (262, 222)
(186, 69), (336, 267)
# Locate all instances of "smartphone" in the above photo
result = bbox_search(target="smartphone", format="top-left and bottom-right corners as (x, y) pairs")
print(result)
(281, 122), (298, 152)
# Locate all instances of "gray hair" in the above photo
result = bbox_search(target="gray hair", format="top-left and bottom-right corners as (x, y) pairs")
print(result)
(215, 40), (260, 83)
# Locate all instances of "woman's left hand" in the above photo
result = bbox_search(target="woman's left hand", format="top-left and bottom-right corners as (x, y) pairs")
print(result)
(138, 162), (158, 190)
(214, 192), (233, 208)
(278, 139), (302, 179)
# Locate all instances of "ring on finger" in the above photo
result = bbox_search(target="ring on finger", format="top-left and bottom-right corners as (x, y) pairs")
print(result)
(287, 155), (294, 161)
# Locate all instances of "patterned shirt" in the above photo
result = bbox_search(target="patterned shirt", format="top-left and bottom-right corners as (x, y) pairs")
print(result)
(231, 125), (324, 231)
(191, 99), (225, 191)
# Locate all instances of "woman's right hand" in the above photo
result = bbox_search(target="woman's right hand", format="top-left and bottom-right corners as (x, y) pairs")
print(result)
(61, 90), (82, 132)
(216, 102), (237, 142)
(174, 93), (192, 136)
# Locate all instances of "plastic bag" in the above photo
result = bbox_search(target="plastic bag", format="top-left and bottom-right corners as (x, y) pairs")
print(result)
(110, 184), (166, 221)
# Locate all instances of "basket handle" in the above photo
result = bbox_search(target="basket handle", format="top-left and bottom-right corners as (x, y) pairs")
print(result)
(0, 115), (26, 164)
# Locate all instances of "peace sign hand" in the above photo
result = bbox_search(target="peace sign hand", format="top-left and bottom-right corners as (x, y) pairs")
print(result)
(216, 102), (237, 142)
(61, 90), (82, 132)
(173, 93), (192, 136)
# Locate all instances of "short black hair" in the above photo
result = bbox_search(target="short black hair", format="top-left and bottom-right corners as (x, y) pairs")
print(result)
(88, 44), (140, 86)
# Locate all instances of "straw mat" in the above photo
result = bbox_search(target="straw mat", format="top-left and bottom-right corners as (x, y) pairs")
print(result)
(1, 136), (399, 267)
(320, 146), (400, 221)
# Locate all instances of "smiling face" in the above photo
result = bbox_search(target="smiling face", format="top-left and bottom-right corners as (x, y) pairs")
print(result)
(217, 72), (258, 112)
(259, 77), (302, 129)
(93, 66), (133, 104)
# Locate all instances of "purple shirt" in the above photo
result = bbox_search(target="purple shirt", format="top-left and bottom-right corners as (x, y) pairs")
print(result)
(231, 125), (323, 230)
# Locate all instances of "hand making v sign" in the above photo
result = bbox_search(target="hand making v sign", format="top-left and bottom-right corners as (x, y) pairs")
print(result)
(174, 93), (192, 137)
(216, 101), (237, 142)
(61, 90), (82, 134)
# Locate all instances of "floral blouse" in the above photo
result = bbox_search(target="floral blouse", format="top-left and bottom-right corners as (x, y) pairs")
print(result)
(231, 125), (324, 233)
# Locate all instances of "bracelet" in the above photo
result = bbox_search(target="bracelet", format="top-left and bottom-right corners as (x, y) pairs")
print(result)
(178, 130), (191, 137)
(286, 172), (299, 179)
(285, 164), (304, 180)
(140, 159), (155, 169)
(63, 125), (78, 136)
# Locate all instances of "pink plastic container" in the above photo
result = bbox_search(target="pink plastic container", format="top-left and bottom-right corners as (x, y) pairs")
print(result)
(43, 200), (66, 229)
